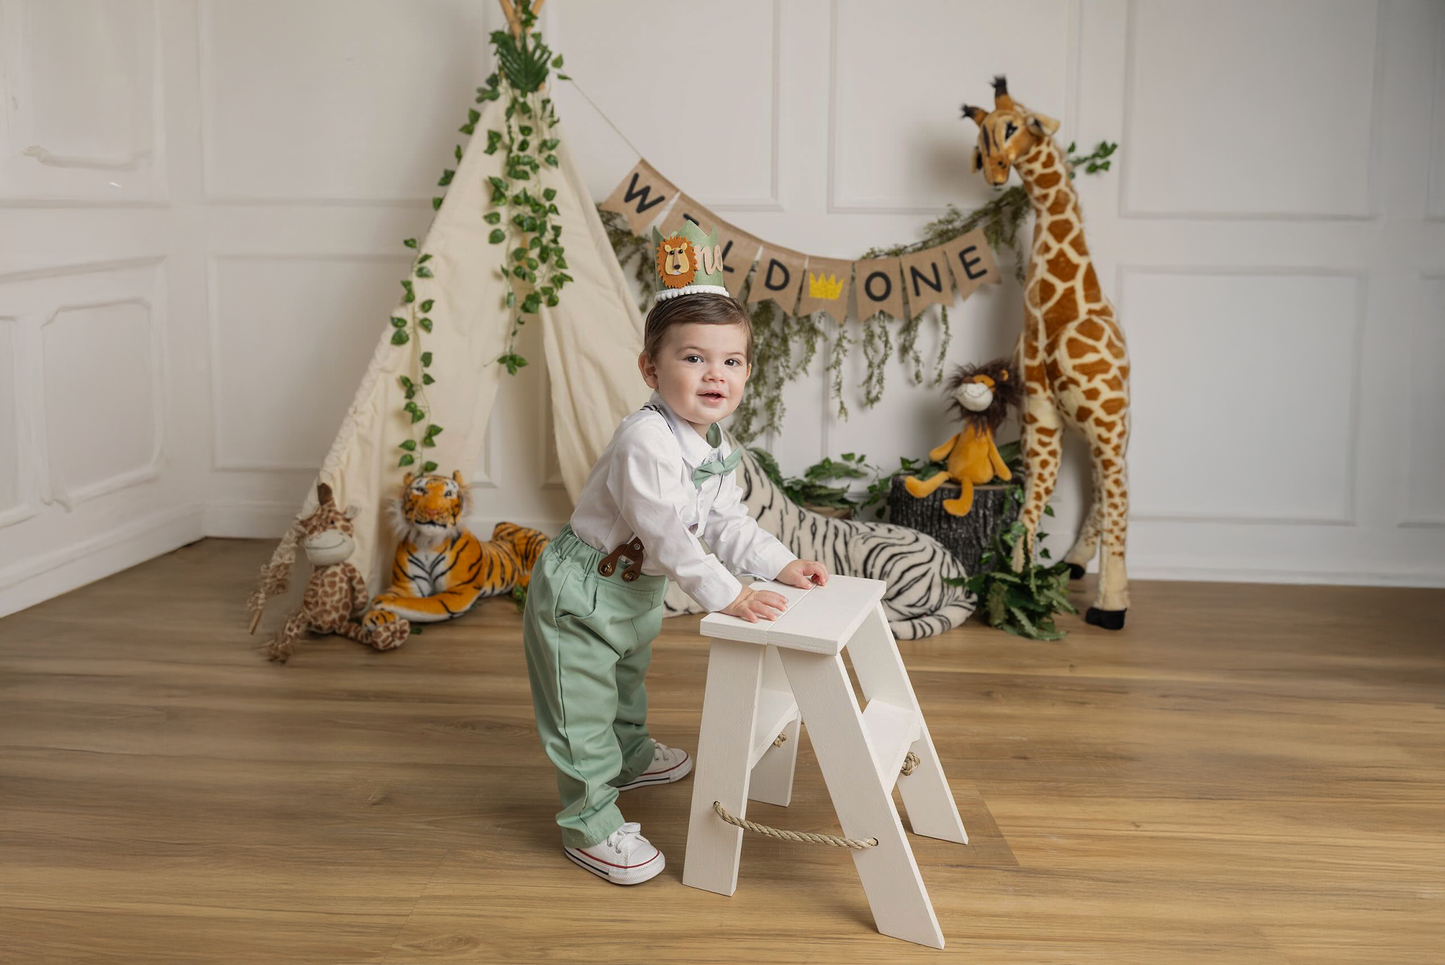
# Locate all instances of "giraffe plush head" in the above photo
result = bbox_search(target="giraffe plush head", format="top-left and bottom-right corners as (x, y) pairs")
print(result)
(299, 482), (361, 566)
(960, 75), (1060, 188)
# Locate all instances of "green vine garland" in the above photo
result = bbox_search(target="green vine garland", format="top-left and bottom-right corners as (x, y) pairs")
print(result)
(598, 140), (1117, 443)
(388, 0), (571, 473)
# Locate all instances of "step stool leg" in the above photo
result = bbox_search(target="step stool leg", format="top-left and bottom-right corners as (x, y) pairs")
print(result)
(849, 604), (968, 844)
(748, 646), (801, 807)
(778, 648), (946, 950)
(683, 638), (765, 896)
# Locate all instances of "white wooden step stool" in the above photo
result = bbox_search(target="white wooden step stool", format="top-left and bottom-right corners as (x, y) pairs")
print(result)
(682, 575), (968, 949)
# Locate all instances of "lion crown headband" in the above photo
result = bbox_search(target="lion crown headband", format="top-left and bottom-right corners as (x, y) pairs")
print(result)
(652, 220), (728, 302)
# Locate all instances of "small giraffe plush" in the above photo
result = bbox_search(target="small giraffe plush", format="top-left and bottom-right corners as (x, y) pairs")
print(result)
(246, 482), (410, 662)
(962, 76), (1132, 630)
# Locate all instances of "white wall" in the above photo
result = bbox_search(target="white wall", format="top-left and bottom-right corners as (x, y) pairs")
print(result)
(2, 0), (1442, 617)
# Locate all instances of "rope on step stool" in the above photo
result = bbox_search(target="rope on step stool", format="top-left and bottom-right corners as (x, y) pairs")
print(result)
(712, 801), (879, 850)
(901, 751), (921, 776)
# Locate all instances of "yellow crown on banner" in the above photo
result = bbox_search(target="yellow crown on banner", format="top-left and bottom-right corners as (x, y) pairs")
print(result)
(808, 271), (843, 300)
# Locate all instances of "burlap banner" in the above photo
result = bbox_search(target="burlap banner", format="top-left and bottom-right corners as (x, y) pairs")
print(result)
(797, 257), (853, 320)
(657, 192), (707, 238)
(748, 246), (806, 313)
(899, 246), (954, 314)
(600, 159), (677, 235)
(604, 161), (1008, 321)
(716, 223), (762, 300)
(854, 256), (904, 321)
(938, 227), (1001, 300)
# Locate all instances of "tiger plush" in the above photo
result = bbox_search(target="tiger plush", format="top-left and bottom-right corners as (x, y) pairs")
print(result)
(363, 471), (549, 629)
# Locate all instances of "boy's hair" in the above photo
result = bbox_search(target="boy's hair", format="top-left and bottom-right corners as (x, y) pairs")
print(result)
(642, 293), (754, 364)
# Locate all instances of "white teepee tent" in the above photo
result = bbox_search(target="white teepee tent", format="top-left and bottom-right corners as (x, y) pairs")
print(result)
(255, 96), (650, 599)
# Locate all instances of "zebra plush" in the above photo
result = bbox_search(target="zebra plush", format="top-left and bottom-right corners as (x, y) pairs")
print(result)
(664, 438), (975, 640)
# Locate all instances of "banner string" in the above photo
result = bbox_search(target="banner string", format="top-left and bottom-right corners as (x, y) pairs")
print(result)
(561, 74), (647, 163)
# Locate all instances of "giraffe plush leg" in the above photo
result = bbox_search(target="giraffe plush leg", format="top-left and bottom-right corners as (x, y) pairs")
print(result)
(266, 609), (310, 663)
(1085, 447), (1130, 629)
(1012, 393), (1064, 570)
(1064, 460), (1104, 579)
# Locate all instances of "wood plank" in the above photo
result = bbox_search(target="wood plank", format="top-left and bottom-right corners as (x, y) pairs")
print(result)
(0, 538), (1441, 963)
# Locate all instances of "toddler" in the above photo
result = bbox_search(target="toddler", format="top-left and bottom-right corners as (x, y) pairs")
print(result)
(522, 222), (828, 885)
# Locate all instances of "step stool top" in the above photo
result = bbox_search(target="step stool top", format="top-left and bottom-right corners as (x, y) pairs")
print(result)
(698, 574), (887, 655)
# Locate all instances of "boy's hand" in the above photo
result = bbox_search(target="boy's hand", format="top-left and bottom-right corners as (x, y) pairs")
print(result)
(720, 586), (788, 624)
(777, 559), (829, 589)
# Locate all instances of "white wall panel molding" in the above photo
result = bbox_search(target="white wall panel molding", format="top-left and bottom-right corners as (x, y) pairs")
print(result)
(0, 314), (36, 528)
(827, 0), (1075, 215)
(1427, 9), (1445, 222)
(1399, 272), (1445, 528)
(542, 0), (783, 212)
(197, 0), (492, 206)
(1119, 0), (1380, 222)
(0, 0), (168, 205)
(1117, 264), (1366, 526)
(0, 259), (167, 518)
(208, 252), (412, 472)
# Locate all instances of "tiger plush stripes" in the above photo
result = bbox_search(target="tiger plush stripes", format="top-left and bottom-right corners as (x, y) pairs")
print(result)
(364, 472), (548, 628)
(662, 438), (974, 640)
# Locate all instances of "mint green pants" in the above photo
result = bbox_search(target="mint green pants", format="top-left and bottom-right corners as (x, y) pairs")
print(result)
(522, 524), (669, 848)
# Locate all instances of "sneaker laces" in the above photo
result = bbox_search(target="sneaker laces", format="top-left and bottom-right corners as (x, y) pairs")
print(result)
(604, 822), (643, 854)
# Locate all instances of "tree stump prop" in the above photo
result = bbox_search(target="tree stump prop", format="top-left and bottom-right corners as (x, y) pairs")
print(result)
(886, 474), (1021, 576)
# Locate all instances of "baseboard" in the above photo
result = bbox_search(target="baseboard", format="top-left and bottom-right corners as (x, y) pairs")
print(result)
(201, 501), (569, 542)
(0, 504), (205, 619)
(203, 500), (299, 539)
(1126, 563), (1445, 589)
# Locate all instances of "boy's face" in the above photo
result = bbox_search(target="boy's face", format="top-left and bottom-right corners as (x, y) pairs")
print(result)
(638, 321), (751, 436)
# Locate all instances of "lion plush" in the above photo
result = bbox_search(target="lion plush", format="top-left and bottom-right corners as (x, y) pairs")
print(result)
(363, 471), (550, 631)
(904, 359), (1022, 517)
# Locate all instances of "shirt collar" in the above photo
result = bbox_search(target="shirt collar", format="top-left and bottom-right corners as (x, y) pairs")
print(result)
(649, 391), (723, 467)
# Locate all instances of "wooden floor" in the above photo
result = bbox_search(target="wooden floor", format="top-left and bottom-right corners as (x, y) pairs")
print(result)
(1, 539), (1442, 964)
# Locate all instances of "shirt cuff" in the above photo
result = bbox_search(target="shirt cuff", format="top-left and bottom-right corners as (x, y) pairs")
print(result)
(689, 568), (744, 614)
(746, 539), (797, 582)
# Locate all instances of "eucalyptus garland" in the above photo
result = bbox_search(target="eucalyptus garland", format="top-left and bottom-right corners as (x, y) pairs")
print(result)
(600, 145), (1116, 443)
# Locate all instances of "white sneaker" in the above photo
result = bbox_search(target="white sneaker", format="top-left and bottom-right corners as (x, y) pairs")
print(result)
(564, 822), (664, 885)
(616, 742), (693, 792)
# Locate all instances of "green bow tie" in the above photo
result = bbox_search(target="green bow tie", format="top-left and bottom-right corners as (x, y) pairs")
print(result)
(692, 447), (742, 489)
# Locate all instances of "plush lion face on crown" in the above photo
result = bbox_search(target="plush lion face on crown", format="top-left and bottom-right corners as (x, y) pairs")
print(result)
(656, 236), (696, 289)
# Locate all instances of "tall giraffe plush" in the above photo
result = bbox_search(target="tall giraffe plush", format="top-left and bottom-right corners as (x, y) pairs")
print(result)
(962, 76), (1131, 630)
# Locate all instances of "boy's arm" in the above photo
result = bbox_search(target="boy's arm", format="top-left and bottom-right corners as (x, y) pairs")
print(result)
(607, 424), (743, 612)
(701, 470), (795, 582)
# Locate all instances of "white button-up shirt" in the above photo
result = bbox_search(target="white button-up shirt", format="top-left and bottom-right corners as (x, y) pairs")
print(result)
(569, 391), (796, 612)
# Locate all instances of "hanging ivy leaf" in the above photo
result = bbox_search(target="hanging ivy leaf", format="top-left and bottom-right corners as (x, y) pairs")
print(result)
(423, 461), (438, 473)
(399, 454), (415, 467)
(432, 197), (443, 210)
(438, 170), (454, 186)
(419, 317), (433, 332)
(416, 266), (434, 278)
(422, 373), (435, 385)
(390, 316), (407, 328)
(489, 229), (506, 244)
(417, 253), (432, 264)
(403, 238), (418, 249)
(391, 330), (410, 345)
(485, 211), (502, 225)
(399, 439), (417, 451)
(420, 299), (434, 312)
(421, 351), (433, 367)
